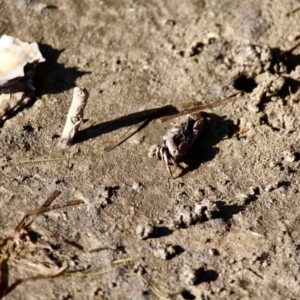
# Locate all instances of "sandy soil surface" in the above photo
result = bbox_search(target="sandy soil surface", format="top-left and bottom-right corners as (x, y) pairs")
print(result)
(1, 0), (300, 299)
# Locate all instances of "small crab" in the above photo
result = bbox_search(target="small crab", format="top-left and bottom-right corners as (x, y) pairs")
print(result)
(156, 113), (205, 177)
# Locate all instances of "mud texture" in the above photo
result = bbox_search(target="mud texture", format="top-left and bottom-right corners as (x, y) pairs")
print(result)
(1, 0), (300, 299)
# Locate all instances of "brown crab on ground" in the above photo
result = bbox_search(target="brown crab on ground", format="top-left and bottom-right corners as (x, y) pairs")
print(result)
(155, 113), (205, 178)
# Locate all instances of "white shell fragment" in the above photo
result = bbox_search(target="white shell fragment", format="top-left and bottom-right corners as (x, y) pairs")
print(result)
(0, 35), (45, 87)
(0, 35), (45, 121)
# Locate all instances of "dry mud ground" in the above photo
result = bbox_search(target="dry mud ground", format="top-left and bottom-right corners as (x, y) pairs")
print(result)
(1, 0), (300, 299)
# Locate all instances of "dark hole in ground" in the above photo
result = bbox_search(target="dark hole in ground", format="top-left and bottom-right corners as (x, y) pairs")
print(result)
(233, 74), (257, 93)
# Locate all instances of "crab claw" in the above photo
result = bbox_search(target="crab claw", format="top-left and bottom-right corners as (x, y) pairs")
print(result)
(177, 141), (190, 160)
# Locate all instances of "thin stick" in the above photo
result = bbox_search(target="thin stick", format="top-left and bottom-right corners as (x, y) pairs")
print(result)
(160, 92), (240, 122)
(286, 6), (300, 17)
(59, 87), (89, 148)
(15, 200), (84, 233)
(41, 190), (61, 208)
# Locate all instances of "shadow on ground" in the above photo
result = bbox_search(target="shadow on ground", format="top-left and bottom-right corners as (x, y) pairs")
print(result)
(76, 105), (178, 145)
(178, 112), (235, 177)
(35, 43), (90, 96)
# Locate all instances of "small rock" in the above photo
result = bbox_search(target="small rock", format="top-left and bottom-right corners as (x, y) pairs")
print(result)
(269, 160), (276, 168)
(237, 193), (248, 201)
(207, 218), (226, 228)
(205, 202), (219, 219)
(165, 19), (176, 27)
(265, 181), (278, 192)
(249, 186), (259, 195)
(195, 199), (219, 220)
(247, 102), (260, 113)
(181, 266), (197, 285)
(132, 182), (144, 192)
(283, 150), (296, 162)
(96, 184), (110, 199)
(136, 222), (154, 240)
(98, 197), (109, 208)
(154, 244), (176, 260)
(209, 248), (220, 256)
(174, 205), (197, 228)
(148, 144), (159, 158)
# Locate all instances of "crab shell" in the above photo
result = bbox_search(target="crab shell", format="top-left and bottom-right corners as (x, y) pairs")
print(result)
(0, 35), (45, 121)
(163, 113), (205, 161)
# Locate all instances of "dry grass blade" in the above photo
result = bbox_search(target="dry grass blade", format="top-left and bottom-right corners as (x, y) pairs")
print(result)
(13, 190), (62, 233)
(112, 257), (138, 265)
(88, 246), (112, 253)
(126, 273), (170, 300)
(160, 92), (240, 122)
(0, 191), (84, 299)
(12, 259), (138, 278)
(0, 157), (65, 168)
(286, 6), (300, 16)
(14, 200), (84, 233)
(1, 265), (66, 298)
(1, 252), (137, 298)
(64, 257), (138, 277)
(249, 230), (265, 238)
(63, 267), (117, 277)
(12, 260), (135, 279)
(9, 259), (65, 276)
(106, 105), (176, 124)
(41, 190), (61, 208)
(44, 228), (84, 250)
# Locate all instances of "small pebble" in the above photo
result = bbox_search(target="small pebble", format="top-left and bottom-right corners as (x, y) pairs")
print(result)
(148, 144), (159, 158)
(284, 150), (296, 162)
(174, 205), (197, 228)
(154, 244), (176, 260)
(136, 222), (154, 240)
(209, 248), (220, 256)
(132, 182), (144, 192)
(265, 181), (278, 192)
(181, 266), (197, 286)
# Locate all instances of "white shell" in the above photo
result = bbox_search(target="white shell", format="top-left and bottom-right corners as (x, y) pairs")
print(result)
(0, 35), (45, 87)
(0, 35), (45, 121)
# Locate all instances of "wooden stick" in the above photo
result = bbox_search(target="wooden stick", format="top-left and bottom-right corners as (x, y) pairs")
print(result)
(59, 87), (89, 148)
